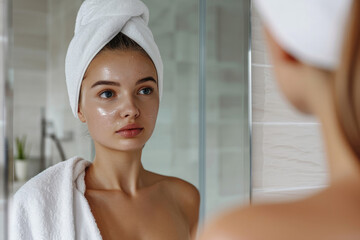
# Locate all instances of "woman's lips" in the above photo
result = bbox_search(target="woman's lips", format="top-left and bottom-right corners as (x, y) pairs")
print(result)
(117, 128), (143, 137)
(116, 123), (143, 137)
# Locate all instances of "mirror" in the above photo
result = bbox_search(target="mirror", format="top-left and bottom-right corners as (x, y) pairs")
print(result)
(6, 0), (251, 236)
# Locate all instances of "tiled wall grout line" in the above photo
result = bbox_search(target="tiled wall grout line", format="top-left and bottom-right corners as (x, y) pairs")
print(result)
(253, 185), (327, 193)
(252, 63), (273, 68)
(252, 122), (320, 126)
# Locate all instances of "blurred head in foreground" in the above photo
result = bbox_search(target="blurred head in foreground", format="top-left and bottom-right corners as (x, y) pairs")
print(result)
(255, 0), (360, 161)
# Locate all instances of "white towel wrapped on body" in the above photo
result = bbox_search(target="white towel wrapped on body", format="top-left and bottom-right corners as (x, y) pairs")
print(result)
(10, 157), (102, 240)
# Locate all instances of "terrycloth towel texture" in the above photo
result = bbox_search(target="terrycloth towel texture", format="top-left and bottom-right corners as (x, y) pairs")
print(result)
(10, 157), (102, 240)
(65, 0), (163, 118)
(254, 0), (353, 70)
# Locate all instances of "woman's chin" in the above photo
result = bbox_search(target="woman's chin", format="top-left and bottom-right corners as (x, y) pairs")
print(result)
(93, 133), (151, 152)
(110, 140), (147, 152)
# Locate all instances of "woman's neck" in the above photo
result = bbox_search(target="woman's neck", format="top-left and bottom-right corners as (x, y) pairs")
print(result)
(85, 143), (147, 196)
(310, 72), (360, 185)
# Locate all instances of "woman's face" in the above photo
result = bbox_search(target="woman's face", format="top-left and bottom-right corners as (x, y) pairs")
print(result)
(78, 50), (159, 152)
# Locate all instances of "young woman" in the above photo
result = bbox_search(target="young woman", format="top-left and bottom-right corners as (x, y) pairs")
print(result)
(199, 0), (360, 239)
(11, 0), (199, 239)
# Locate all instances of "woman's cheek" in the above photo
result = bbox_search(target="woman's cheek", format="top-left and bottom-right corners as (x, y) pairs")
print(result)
(144, 103), (159, 122)
(95, 107), (116, 126)
(86, 107), (112, 133)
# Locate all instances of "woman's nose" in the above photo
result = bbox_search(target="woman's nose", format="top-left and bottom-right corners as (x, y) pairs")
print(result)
(119, 95), (140, 119)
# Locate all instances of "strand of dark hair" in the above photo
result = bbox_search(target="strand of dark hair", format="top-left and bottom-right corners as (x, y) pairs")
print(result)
(333, 0), (360, 159)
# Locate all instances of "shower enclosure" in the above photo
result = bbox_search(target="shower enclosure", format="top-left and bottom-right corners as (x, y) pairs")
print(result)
(1, 0), (251, 238)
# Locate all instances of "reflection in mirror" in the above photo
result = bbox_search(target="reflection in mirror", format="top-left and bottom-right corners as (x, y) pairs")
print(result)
(8, 0), (251, 238)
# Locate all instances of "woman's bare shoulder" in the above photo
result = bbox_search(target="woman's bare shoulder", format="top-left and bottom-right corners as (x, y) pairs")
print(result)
(166, 176), (200, 198)
(160, 175), (200, 212)
(145, 171), (200, 203)
(146, 171), (200, 225)
(164, 176), (200, 230)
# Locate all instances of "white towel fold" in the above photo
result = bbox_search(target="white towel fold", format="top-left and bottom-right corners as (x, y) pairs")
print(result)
(10, 157), (99, 240)
(254, 0), (353, 69)
(65, 0), (163, 118)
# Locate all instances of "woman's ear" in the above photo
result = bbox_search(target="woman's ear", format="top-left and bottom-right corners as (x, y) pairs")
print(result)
(77, 88), (87, 123)
(78, 104), (87, 123)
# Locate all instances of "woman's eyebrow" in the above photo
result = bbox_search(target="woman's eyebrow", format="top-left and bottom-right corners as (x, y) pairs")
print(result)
(136, 77), (157, 85)
(91, 80), (120, 88)
(90, 77), (156, 88)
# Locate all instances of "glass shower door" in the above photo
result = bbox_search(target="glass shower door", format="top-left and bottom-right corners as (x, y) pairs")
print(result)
(143, 0), (251, 220)
(205, 0), (251, 215)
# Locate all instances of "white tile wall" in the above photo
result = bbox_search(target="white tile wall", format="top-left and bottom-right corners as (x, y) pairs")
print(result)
(13, 0), (47, 13)
(252, 123), (328, 189)
(251, 7), (272, 66)
(46, 0), (91, 166)
(12, 0), (48, 174)
(13, 9), (47, 37)
(252, 186), (325, 204)
(251, 8), (329, 203)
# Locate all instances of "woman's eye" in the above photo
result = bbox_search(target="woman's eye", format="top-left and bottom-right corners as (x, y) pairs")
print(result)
(139, 87), (153, 95)
(99, 90), (114, 99)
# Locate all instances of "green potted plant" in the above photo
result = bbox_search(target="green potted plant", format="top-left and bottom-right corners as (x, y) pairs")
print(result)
(15, 135), (30, 181)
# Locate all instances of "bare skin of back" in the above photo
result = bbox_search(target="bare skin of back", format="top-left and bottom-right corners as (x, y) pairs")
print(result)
(201, 177), (360, 240)
(85, 168), (199, 240)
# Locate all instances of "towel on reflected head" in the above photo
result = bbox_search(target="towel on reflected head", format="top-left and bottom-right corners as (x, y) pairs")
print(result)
(254, 0), (353, 69)
(65, 0), (163, 119)
(10, 157), (103, 240)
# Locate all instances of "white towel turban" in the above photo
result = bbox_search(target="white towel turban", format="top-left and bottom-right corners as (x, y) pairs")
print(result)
(254, 0), (353, 70)
(65, 0), (163, 119)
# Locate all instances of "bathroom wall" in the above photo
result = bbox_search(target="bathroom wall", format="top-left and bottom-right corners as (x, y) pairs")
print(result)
(12, 0), (48, 175)
(46, 0), (89, 164)
(12, 0), (89, 179)
(251, 9), (329, 203)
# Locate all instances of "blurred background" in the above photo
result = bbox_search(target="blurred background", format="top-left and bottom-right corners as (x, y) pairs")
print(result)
(1, 0), (251, 239)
